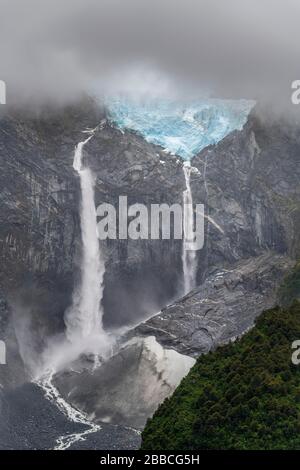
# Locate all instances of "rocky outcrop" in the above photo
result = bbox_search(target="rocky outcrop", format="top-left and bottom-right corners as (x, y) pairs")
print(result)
(54, 335), (195, 429)
(133, 253), (293, 356)
(52, 250), (292, 431)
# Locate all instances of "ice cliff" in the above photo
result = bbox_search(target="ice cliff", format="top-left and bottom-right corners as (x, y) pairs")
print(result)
(106, 98), (254, 159)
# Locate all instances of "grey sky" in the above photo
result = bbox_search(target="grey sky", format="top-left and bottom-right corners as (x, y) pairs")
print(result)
(0, 0), (300, 107)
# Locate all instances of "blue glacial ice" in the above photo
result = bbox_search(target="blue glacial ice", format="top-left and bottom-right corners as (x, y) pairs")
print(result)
(106, 98), (254, 160)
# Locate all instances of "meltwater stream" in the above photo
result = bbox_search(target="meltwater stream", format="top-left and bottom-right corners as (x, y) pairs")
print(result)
(37, 133), (113, 449)
(182, 162), (197, 294)
(64, 135), (109, 352)
(38, 371), (101, 450)
(106, 97), (254, 294)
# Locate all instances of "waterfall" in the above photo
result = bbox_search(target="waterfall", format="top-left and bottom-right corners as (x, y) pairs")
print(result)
(182, 161), (197, 295)
(64, 136), (106, 348)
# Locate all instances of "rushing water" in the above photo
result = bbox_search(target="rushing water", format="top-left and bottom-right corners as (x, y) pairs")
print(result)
(36, 135), (112, 449)
(182, 162), (197, 294)
(38, 371), (101, 450)
(64, 136), (106, 346)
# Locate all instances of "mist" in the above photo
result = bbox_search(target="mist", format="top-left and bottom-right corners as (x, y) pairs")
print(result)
(1, 0), (300, 109)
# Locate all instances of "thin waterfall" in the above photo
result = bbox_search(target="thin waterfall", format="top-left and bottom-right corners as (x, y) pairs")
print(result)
(65, 136), (106, 344)
(182, 161), (197, 295)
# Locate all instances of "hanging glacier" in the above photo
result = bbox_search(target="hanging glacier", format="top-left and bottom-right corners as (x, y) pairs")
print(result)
(106, 97), (254, 159)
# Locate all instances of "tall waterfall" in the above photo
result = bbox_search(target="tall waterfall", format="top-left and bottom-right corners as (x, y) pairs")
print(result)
(182, 162), (197, 295)
(65, 136), (106, 346)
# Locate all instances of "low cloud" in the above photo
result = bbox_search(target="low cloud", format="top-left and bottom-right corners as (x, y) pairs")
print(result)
(0, 0), (300, 108)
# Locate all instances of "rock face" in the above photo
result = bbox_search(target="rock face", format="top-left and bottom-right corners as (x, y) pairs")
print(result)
(134, 253), (293, 357)
(1, 98), (300, 448)
(132, 106), (300, 356)
(84, 124), (185, 328)
(189, 107), (300, 281)
(0, 99), (186, 384)
(0, 98), (104, 384)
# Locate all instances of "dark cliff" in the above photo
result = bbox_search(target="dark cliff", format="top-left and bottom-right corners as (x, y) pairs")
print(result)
(135, 106), (300, 354)
(0, 98), (185, 385)
(0, 100), (299, 397)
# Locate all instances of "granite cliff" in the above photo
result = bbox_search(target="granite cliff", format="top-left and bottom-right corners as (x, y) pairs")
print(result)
(0, 100), (299, 446)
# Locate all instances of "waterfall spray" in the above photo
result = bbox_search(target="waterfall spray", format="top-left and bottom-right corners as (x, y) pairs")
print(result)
(65, 135), (107, 349)
(182, 161), (197, 295)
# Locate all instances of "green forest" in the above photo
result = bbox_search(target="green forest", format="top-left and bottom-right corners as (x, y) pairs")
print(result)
(141, 299), (300, 450)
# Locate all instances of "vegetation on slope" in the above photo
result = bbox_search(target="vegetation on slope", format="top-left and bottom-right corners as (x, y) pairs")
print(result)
(141, 301), (300, 450)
